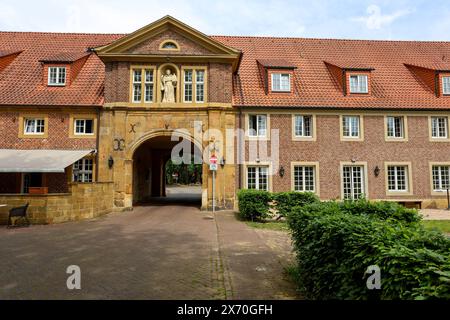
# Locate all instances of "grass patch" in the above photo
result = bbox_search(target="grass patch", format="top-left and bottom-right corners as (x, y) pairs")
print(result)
(245, 221), (289, 232)
(422, 220), (450, 234)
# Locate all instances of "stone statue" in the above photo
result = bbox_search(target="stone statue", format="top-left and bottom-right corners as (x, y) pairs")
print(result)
(161, 69), (177, 102)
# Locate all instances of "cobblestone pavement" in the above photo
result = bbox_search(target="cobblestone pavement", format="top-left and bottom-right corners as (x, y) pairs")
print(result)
(420, 209), (450, 220)
(0, 201), (298, 299)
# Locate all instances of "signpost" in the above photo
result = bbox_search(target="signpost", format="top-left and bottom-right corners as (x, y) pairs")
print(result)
(210, 155), (218, 213)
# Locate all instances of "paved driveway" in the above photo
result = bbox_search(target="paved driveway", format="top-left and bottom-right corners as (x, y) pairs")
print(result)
(0, 198), (297, 299)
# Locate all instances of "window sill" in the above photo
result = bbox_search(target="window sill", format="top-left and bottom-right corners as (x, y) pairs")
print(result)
(341, 136), (364, 142)
(385, 137), (408, 142)
(386, 191), (413, 196)
(430, 137), (450, 142)
(292, 136), (316, 141)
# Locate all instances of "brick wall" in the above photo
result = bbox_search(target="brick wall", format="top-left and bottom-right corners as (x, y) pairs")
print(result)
(0, 111), (96, 149)
(104, 62), (233, 104)
(239, 112), (450, 207)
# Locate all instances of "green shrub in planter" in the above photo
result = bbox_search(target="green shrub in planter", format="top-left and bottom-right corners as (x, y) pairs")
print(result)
(237, 189), (272, 221)
(273, 191), (319, 217)
(288, 205), (450, 300)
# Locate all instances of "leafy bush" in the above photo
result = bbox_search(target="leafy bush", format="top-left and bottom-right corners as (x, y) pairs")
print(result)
(237, 189), (272, 221)
(273, 191), (319, 217)
(288, 205), (450, 300)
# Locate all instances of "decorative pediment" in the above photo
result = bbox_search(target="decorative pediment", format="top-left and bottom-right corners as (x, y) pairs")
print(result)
(95, 15), (241, 71)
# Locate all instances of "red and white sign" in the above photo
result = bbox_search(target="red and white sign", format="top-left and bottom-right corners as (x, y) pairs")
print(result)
(209, 155), (218, 165)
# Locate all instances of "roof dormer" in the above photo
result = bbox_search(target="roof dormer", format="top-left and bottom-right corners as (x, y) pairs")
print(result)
(325, 60), (374, 96)
(0, 50), (22, 73)
(257, 59), (297, 94)
(39, 51), (91, 87)
(404, 62), (450, 97)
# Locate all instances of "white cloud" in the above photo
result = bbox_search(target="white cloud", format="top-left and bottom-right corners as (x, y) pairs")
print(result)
(353, 4), (413, 30)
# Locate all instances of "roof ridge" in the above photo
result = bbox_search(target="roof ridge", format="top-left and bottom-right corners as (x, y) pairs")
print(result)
(211, 34), (450, 44)
(0, 31), (126, 37)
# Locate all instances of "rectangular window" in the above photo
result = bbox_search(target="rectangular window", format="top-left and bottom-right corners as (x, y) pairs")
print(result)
(73, 158), (93, 183)
(247, 166), (268, 191)
(293, 166), (315, 192)
(349, 75), (368, 93)
(431, 116), (448, 138)
(48, 67), (66, 86)
(387, 116), (405, 138)
(74, 119), (94, 135)
(432, 165), (450, 191)
(387, 165), (408, 192)
(24, 118), (45, 134)
(248, 114), (267, 137)
(144, 69), (154, 103)
(294, 115), (313, 137)
(342, 115), (360, 138)
(271, 73), (291, 92)
(184, 70), (193, 102)
(132, 69), (142, 103)
(196, 70), (205, 103)
(443, 76), (450, 95)
(342, 165), (365, 200)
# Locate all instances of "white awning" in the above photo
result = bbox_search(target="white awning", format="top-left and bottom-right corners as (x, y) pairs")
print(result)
(0, 149), (95, 173)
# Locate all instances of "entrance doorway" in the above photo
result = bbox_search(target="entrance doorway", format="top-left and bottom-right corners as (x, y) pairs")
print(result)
(132, 135), (203, 206)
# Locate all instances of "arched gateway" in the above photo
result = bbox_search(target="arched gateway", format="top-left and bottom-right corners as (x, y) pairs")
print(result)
(94, 16), (241, 212)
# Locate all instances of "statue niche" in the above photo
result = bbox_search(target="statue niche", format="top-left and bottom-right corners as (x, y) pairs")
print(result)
(161, 68), (177, 103)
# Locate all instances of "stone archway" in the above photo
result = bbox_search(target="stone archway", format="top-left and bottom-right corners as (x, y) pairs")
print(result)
(127, 130), (207, 208)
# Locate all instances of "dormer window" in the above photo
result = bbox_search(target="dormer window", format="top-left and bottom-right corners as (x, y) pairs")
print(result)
(442, 76), (450, 95)
(271, 73), (291, 92)
(349, 75), (368, 93)
(48, 67), (66, 86)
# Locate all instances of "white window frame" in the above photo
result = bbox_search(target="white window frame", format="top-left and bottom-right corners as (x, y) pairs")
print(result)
(431, 116), (448, 139)
(248, 114), (268, 137)
(48, 66), (66, 86)
(342, 165), (366, 200)
(72, 158), (94, 183)
(144, 69), (154, 103)
(442, 76), (450, 95)
(271, 73), (291, 92)
(132, 69), (142, 103)
(342, 115), (361, 139)
(293, 165), (316, 192)
(24, 118), (45, 135)
(432, 165), (450, 191)
(195, 70), (205, 103)
(74, 119), (94, 135)
(387, 165), (409, 192)
(294, 115), (313, 138)
(246, 166), (269, 191)
(183, 69), (193, 103)
(386, 116), (405, 139)
(349, 75), (368, 93)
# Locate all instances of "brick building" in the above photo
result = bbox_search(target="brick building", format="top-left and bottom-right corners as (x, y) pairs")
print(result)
(1, 16), (450, 223)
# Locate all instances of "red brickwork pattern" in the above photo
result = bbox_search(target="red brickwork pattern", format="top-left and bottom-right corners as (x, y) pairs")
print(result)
(0, 112), (96, 149)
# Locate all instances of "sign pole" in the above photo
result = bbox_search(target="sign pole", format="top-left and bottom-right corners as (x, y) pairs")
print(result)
(212, 170), (216, 213)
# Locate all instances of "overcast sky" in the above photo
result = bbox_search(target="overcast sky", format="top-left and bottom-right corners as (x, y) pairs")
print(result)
(1, 0), (449, 40)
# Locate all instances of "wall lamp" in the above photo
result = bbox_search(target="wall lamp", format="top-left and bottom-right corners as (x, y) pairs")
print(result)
(108, 156), (114, 169)
(220, 157), (226, 168)
(374, 166), (380, 177)
(279, 166), (285, 177)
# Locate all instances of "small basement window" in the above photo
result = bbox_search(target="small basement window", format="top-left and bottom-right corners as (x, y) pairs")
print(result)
(48, 66), (66, 86)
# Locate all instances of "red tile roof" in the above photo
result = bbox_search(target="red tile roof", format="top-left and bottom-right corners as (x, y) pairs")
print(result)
(0, 32), (122, 107)
(39, 51), (92, 63)
(323, 60), (374, 70)
(212, 36), (450, 109)
(257, 59), (296, 69)
(1, 30), (450, 110)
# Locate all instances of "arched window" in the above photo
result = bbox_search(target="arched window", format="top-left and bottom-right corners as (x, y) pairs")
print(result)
(160, 40), (179, 51)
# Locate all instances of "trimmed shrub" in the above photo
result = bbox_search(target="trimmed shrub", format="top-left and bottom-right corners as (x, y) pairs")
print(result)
(237, 189), (272, 221)
(288, 204), (450, 300)
(273, 191), (319, 217)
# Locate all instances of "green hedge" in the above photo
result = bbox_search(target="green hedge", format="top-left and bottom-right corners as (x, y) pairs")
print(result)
(237, 189), (272, 221)
(273, 191), (320, 217)
(288, 202), (450, 300)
